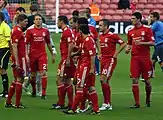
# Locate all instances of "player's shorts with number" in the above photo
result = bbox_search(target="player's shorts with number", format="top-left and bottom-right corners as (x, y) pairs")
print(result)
(130, 56), (153, 80)
(57, 58), (76, 78)
(29, 54), (48, 72)
(101, 57), (117, 80)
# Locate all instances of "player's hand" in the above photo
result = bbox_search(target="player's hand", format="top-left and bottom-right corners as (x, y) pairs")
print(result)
(97, 54), (102, 60)
(113, 54), (118, 59)
(125, 48), (130, 54)
(52, 55), (55, 64)
(135, 40), (142, 45)
(66, 58), (70, 67)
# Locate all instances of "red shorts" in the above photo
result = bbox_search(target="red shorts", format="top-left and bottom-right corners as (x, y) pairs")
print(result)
(75, 62), (95, 88)
(130, 56), (153, 80)
(57, 58), (76, 78)
(29, 54), (48, 73)
(12, 56), (28, 78)
(101, 58), (117, 80)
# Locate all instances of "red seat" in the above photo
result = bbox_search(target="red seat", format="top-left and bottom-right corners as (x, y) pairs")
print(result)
(145, 4), (154, 9)
(59, 4), (64, 8)
(110, 0), (119, 3)
(102, 0), (110, 3)
(104, 15), (112, 20)
(125, 9), (132, 15)
(156, 0), (163, 3)
(148, 0), (156, 3)
(136, 4), (145, 9)
(100, 9), (107, 15)
(60, 0), (65, 3)
(155, 4), (163, 9)
(107, 9), (115, 15)
(138, 0), (147, 3)
(100, 4), (109, 9)
(45, 4), (55, 10)
(81, 4), (89, 8)
(72, 4), (82, 9)
(94, 0), (102, 4)
(83, 0), (92, 4)
(122, 15), (130, 21)
(112, 15), (122, 21)
(65, 0), (74, 3)
(60, 9), (69, 14)
(75, 0), (83, 3)
(63, 4), (72, 9)
(143, 9), (150, 14)
(115, 9), (124, 15)
(109, 4), (118, 9)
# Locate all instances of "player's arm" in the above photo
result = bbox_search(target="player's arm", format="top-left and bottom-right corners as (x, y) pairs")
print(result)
(125, 32), (132, 54)
(96, 38), (101, 59)
(12, 43), (19, 65)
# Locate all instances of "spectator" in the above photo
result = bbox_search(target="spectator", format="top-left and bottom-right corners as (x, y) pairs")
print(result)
(0, 0), (10, 23)
(72, 10), (79, 17)
(85, 8), (96, 26)
(89, 2), (100, 22)
(118, 0), (130, 9)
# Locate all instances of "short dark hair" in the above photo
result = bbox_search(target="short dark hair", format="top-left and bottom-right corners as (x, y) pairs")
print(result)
(72, 10), (79, 17)
(99, 19), (110, 28)
(78, 17), (88, 25)
(16, 7), (26, 13)
(79, 24), (90, 34)
(58, 15), (69, 25)
(72, 16), (78, 23)
(17, 14), (28, 23)
(30, 4), (39, 12)
(0, 12), (5, 21)
(3, 0), (7, 7)
(132, 12), (142, 21)
(34, 14), (43, 20)
(151, 12), (160, 20)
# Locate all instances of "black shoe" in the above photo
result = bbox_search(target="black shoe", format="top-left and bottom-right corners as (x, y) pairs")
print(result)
(130, 104), (140, 108)
(51, 104), (65, 109)
(5, 103), (14, 108)
(90, 110), (100, 115)
(31, 93), (36, 97)
(14, 104), (26, 109)
(0, 91), (8, 98)
(63, 109), (75, 114)
(41, 95), (47, 100)
(146, 101), (151, 107)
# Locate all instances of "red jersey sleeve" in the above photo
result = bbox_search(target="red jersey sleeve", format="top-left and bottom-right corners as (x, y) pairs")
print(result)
(85, 38), (96, 56)
(146, 28), (155, 42)
(25, 29), (32, 44)
(45, 29), (50, 44)
(127, 31), (132, 45)
(12, 29), (21, 43)
(64, 29), (74, 44)
(112, 34), (125, 45)
(90, 27), (98, 40)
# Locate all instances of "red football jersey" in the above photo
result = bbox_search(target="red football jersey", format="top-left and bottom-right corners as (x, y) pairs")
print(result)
(79, 36), (96, 64)
(11, 26), (26, 58)
(89, 25), (98, 40)
(25, 26), (50, 58)
(99, 30), (124, 58)
(127, 25), (154, 57)
(60, 26), (74, 59)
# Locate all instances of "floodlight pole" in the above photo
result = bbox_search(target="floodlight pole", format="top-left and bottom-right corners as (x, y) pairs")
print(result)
(55, 0), (59, 33)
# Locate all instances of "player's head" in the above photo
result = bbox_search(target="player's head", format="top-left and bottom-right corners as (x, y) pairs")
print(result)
(72, 10), (79, 17)
(16, 7), (26, 16)
(0, 0), (6, 8)
(85, 8), (91, 18)
(57, 15), (69, 29)
(30, 4), (39, 14)
(34, 14), (43, 27)
(69, 16), (78, 29)
(79, 11), (87, 18)
(0, 12), (5, 22)
(76, 17), (88, 30)
(131, 12), (142, 25)
(150, 12), (160, 23)
(79, 24), (90, 36)
(17, 14), (28, 28)
(99, 19), (110, 32)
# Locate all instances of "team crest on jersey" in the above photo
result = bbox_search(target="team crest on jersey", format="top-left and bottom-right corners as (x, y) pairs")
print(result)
(43, 32), (46, 36)
(141, 31), (145, 36)
(105, 38), (108, 42)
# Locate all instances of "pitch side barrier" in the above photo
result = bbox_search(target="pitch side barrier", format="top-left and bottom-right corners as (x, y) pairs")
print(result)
(46, 21), (149, 34)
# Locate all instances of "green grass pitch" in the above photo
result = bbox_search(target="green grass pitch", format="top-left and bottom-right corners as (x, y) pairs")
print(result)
(0, 34), (163, 120)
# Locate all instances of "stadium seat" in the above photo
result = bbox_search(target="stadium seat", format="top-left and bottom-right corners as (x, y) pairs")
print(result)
(148, 0), (156, 3)
(138, 0), (147, 3)
(112, 15), (122, 21)
(110, 0), (119, 3)
(109, 4), (118, 9)
(75, 0), (83, 3)
(100, 4), (109, 9)
(143, 9), (150, 14)
(72, 4), (82, 9)
(60, 9), (69, 14)
(156, 0), (163, 3)
(104, 15), (113, 20)
(115, 9), (124, 15)
(125, 9), (132, 15)
(60, 0), (65, 3)
(107, 9), (115, 15)
(83, 0), (92, 4)
(155, 4), (163, 9)
(100, 9), (107, 15)
(81, 4), (89, 8)
(65, 0), (74, 3)
(145, 4), (154, 9)
(94, 0), (102, 4)
(102, 0), (110, 3)
(63, 4), (72, 9)
(122, 15), (130, 21)
(59, 4), (64, 8)
(136, 4), (145, 9)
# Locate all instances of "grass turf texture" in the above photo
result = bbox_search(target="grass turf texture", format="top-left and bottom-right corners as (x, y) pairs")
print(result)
(0, 34), (163, 120)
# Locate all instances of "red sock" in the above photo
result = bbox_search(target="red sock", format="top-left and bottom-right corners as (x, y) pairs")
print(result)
(101, 83), (109, 104)
(88, 90), (99, 112)
(42, 76), (47, 96)
(57, 83), (66, 106)
(66, 84), (73, 107)
(6, 80), (16, 104)
(132, 84), (140, 105)
(15, 81), (22, 107)
(80, 87), (88, 110)
(72, 90), (83, 112)
(108, 84), (111, 105)
(30, 77), (36, 95)
(145, 85), (152, 103)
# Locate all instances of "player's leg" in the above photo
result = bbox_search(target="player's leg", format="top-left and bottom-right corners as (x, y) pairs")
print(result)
(0, 48), (10, 97)
(151, 47), (157, 78)
(36, 72), (42, 96)
(130, 57), (140, 108)
(39, 70), (47, 99)
(157, 44), (163, 71)
(30, 72), (37, 97)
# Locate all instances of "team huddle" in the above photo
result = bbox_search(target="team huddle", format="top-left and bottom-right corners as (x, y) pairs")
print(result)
(0, 4), (163, 115)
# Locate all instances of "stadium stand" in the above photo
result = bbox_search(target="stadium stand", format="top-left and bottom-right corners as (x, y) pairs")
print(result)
(5, 0), (163, 22)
